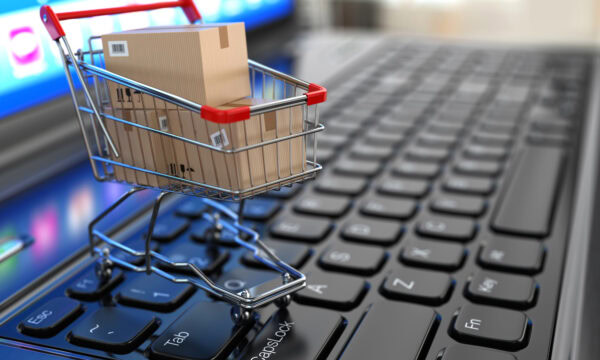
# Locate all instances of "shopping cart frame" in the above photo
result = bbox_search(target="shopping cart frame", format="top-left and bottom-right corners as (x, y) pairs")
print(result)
(40, 0), (326, 320)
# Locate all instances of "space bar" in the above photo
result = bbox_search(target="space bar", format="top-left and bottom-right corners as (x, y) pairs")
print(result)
(491, 146), (564, 238)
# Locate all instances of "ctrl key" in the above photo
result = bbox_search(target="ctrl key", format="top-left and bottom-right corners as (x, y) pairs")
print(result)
(18, 297), (82, 337)
(151, 302), (250, 360)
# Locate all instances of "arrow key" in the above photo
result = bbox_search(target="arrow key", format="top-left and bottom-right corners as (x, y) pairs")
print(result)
(380, 267), (454, 306)
(117, 274), (195, 312)
(295, 272), (368, 311)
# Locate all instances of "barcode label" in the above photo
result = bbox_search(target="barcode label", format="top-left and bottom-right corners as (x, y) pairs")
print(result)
(159, 116), (169, 132)
(210, 129), (229, 148)
(108, 41), (129, 57)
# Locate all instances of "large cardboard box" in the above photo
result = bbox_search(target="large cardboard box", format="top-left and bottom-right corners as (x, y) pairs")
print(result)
(101, 23), (251, 188)
(101, 95), (305, 195)
(101, 23), (250, 106)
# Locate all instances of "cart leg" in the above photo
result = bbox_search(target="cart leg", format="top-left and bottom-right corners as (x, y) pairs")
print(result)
(88, 187), (144, 257)
(275, 272), (292, 308)
(230, 290), (254, 324)
(144, 191), (171, 275)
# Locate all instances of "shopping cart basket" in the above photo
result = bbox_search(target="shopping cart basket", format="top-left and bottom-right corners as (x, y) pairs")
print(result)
(40, 0), (326, 322)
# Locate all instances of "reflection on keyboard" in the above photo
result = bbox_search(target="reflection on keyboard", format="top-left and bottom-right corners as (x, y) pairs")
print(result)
(0, 41), (589, 360)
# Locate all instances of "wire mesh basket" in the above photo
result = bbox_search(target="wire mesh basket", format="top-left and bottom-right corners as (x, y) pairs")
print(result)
(40, 0), (326, 320)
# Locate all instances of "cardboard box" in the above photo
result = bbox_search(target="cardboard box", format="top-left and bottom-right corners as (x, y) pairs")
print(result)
(101, 95), (305, 195)
(101, 23), (250, 107)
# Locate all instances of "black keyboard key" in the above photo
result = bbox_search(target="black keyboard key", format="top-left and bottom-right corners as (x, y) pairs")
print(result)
(151, 302), (249, 360)
(190, 221), (244, 247)
(315, 175), (368, 196)
(464, 144), (508, 161)
(380, 267), (453, 305)
(439, 344), (517, 360)
(230, 198), (282, 221)
(527, 132), (570, 146)
(175, 199), (207, 219)
(160, 243), (229, 274)
(66, 268), (124, 301)
(479, 120), (517, 135)
(393, 161), (441, 179)
(270, 215), (333, 243)
(418, 133), (457, 148)
(472, 132), (513, 147)
(19, 298), (82, 337)
(294, 193), (351, 217)
(334, 158), (381, 177)
(264, 184), (303, 199)
(378, 177), (430, 198)
(479, 237), (545, 274)
(428, 121), (464, 136)
(364, 129), (405, 146)
(341, 216), (404, 246)
(319, 244), (386, 275)
(239, 304), (344, 360)
(466, 270), (537, 309)
(319, 133), (348, 148)
(443, 176), (495, 195)
(295, 272), (368, 310)
(400, 237), (466, 271)
(112, 238), (159, 266)
(68, 307), (158, 354)
(349, 143), (394, 160)
(491, 146), (564, 237)
(151, 216), (190, 242)
(430, 194), (486, 217)
(341, 302), (438, 360)
(406, 146), (450, 162)
(216, 268), (279, 294)
(450, 304), (530, 350)
(307, 147), (336, 164)
(242, 240), (311, 269)
(454, 160), (502, 177)
(360, 196), (417, 220)
(117, 274), (195, 312)
(416, 215), (477, 242)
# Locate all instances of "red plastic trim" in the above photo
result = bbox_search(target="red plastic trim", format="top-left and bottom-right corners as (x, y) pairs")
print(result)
(40, 5), (65, 40)
(201, 106), (251, 124)
(40, 1), (201, 40)
(305, 83), (327, 105)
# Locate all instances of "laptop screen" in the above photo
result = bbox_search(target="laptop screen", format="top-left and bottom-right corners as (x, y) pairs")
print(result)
(0, 0), (294, 119)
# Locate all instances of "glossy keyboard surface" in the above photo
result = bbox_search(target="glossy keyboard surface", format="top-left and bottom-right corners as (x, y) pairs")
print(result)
(0, 41), (591, 360)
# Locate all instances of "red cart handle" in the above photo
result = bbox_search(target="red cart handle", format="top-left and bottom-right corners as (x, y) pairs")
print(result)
(40, 0), (201, 40)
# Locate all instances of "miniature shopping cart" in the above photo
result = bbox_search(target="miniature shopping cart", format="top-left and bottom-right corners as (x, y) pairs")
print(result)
(40, 0), (325, 323)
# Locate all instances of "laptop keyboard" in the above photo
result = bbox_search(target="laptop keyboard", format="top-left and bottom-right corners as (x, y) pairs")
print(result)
(0, 41), (590, 360)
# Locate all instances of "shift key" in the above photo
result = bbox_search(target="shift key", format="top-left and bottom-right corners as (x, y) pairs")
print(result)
(341, 302), (439, 360)
(239, 304), (345, 360)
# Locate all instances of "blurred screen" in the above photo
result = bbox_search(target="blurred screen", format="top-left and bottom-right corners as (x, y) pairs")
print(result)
(0, 0), (294, 119)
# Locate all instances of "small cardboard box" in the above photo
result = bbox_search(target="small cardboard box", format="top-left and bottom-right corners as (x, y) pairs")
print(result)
(194, 97), (305, 192)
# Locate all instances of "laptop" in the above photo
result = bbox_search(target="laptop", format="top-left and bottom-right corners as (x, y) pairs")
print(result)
(0, 1), (596, 359)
